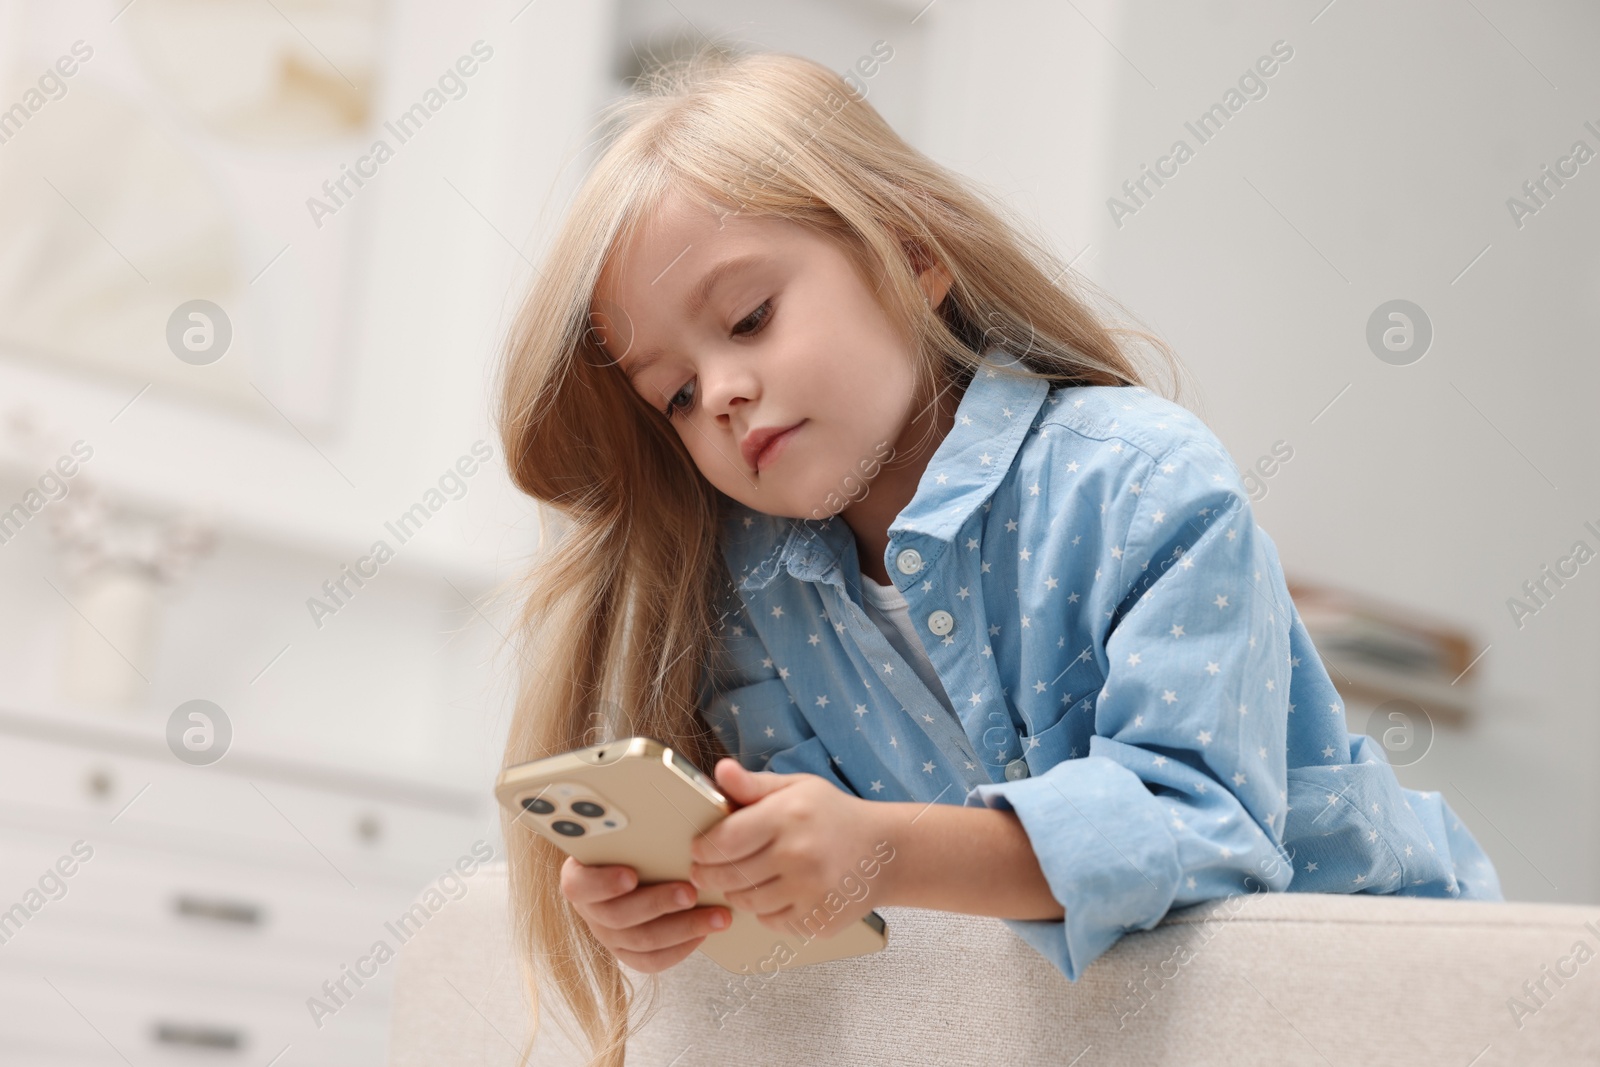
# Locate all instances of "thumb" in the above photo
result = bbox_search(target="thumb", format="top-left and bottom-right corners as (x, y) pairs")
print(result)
(713, 757), (791, 805)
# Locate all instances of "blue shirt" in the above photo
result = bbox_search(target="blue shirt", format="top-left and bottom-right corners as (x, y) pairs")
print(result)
(697, 347), (1503, 982)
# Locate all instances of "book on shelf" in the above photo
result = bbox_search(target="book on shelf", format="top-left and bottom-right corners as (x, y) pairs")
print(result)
(1285, 576), (1480, 725)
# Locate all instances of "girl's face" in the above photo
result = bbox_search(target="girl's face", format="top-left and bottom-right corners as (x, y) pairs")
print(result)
(591, 188), (952, 520)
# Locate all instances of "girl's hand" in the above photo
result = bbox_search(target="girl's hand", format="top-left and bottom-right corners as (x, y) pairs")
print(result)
(558, 856), (732, 973)
(687, 759), (894, 938)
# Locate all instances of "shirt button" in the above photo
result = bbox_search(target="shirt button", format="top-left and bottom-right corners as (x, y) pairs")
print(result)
(926, 609), (954, 636)
(895, 548), (923, 575)
(1004, 758), (1031, 781)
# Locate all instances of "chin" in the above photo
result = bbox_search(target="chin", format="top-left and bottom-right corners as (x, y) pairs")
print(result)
(764, 487), (841, 522)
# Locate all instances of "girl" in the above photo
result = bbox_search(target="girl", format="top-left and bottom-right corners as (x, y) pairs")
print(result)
(495, 46), (1501, 1065)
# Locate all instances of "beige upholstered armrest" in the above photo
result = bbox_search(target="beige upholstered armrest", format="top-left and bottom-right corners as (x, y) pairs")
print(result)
(390, 863), (1600, 1066)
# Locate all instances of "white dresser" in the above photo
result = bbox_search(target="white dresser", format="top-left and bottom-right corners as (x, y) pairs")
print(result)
(0, 705), (499, 1066)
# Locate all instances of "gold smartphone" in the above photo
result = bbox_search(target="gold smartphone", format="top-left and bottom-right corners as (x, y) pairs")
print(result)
(494, 737), (889, 974)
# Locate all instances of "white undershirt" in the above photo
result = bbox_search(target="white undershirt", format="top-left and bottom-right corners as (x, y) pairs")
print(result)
(858, 570), (957, 718)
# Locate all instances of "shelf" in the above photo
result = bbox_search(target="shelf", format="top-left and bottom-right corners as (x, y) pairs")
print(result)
(1287, 575), (1482, 727)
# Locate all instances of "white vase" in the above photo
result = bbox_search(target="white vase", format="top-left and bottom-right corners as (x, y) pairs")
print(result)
(62, 567), (159, 709)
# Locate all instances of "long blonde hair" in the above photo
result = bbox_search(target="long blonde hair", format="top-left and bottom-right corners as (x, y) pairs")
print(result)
(493, 43), (1190, 1066)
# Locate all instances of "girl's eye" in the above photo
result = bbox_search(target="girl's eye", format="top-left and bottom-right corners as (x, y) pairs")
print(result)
(661, 299), (775, 419)
(662, 380), (694, 419)
(733, 298), (773, 337)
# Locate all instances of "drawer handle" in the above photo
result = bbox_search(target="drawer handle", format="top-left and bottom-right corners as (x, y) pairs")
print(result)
(172, 894), (263, 926)
(152, 1022), (243, 1049)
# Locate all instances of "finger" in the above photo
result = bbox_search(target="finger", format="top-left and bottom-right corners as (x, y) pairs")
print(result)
(614, 934), (707, 974)
(690, 841), (779, 895)
(584, 880), (699, 931)
(559, 857), (638, 905)
(608, 905), (731, 955)
(722, 873), (792, 917)
(691, 807), (780, 866)
(713, 758), (797, 806)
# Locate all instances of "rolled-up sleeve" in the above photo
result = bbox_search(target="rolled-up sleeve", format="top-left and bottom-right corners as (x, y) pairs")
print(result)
(963, 438), (1296, 980)
(698, 580), (852, 794)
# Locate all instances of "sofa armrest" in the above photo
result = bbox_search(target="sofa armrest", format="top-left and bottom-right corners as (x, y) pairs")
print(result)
(390, 862), (1600, 1066)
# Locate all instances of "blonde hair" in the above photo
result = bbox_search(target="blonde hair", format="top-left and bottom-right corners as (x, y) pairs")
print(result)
(494, 43), (1189, 1066)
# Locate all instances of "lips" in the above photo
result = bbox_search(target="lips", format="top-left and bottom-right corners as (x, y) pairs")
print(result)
(741, 420), (806, 472)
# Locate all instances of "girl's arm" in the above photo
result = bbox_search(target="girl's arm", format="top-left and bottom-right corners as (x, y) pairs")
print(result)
(689, 758), (1063, 928)
(870, 802), (1065, 921)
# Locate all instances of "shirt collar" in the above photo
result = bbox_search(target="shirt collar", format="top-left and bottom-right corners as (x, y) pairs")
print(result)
(723, 347), (1051, 593)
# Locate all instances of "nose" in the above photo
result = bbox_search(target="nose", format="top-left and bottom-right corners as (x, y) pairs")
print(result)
(696, 353), (758, 419)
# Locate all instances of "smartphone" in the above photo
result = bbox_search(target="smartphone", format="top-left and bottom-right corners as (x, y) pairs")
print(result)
(494, 736), (888, 974)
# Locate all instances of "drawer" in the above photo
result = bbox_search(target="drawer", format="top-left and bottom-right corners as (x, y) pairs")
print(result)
(0, 731), (492, 886)
(0, 825), (504, 989)
(0, 968), (388, 1067)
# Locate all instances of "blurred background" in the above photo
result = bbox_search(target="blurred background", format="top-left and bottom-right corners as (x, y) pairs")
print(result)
(0, 0), (1594, 1062)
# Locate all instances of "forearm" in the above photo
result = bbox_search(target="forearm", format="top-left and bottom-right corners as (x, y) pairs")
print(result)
(871, 801), (1064, 921)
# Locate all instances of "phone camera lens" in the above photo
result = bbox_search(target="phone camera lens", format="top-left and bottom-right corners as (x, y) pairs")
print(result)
(522, 797), (555, 814)
(570, 800), (605, 818)
(551, 820), (586, 837)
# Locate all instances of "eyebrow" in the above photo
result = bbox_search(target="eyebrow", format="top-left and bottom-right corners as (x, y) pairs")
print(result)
(621, 252), (768, 383)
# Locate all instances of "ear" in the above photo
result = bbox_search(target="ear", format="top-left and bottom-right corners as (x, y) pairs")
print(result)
(903, 237), (954, 311)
